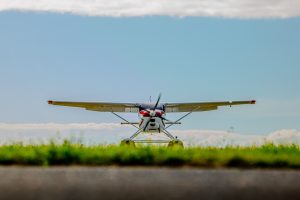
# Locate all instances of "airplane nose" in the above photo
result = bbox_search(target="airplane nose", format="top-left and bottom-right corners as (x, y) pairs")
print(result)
(150, 110), (156, 117)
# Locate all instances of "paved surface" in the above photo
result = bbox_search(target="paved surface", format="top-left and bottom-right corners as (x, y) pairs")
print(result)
(0, 167), (299, 200)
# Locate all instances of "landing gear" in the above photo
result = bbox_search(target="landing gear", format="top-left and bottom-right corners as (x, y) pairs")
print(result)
(120, 139), (136, 147)
(168, 140), (184, 148)
(119, 127), (184, 147)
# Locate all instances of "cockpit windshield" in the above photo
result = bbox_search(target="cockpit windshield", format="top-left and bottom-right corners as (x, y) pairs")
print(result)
(139, 104), (165, 111)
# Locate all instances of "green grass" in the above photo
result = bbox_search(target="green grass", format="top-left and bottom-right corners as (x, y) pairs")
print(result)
(0, 141), (300, 168)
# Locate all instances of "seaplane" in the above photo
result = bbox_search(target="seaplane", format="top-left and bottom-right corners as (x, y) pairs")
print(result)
(48, 94), (256, 147)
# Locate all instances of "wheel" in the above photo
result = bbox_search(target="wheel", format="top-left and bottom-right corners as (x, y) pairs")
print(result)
(168, 140), (184, 148)
(120, 139), (136, 147)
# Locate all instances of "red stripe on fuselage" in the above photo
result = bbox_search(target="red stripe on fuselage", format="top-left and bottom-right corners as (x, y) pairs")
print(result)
(139, 110), (164, 117)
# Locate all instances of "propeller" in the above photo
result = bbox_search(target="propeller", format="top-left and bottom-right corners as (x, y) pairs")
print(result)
(143, 93), (161, 131)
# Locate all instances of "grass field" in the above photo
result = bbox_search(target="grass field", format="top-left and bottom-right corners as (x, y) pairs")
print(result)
(0, 141), (300, 168)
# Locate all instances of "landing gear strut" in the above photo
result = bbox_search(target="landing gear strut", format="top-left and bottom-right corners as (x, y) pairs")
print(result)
(119, 128), (184, 148)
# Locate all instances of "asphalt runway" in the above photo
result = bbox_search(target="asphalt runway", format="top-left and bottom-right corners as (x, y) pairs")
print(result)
(0, 167), (299, 200)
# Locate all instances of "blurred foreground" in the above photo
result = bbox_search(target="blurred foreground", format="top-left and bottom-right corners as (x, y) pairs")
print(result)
(0, 142), (300, 168)
(0, 167), (299, 200)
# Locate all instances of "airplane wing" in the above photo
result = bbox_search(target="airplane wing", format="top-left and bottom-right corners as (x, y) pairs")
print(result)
(48, 101), (139, 113)
(165, 100), (256, 113)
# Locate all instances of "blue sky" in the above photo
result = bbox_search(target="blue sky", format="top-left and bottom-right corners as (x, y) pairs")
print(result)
(0, 11), (300, 135)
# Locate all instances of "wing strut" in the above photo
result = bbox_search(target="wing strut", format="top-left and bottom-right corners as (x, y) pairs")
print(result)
(111, 112), (139, 129)
(165, 106), (202, 129)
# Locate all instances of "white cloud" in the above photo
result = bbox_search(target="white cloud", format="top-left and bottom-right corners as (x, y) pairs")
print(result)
(0, 123), (133, 145)
(265, 129), (300, 144)
(0, 0), (299, 18)
(173, 129), (300, 147)
(0, 123), (300, 146)
(0, 122), (124, 131)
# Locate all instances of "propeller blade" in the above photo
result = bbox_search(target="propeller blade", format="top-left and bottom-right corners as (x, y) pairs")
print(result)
(143, 117), (151, 131)
(153, 93), (161, 110)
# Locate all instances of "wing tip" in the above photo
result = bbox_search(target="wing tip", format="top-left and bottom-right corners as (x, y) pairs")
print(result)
(48, 100), (53, 105)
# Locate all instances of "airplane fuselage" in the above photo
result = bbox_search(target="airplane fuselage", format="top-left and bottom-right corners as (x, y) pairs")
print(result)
(138, 104), (166, 132)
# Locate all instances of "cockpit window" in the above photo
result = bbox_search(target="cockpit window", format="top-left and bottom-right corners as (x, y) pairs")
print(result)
(139, 104), (165, 111)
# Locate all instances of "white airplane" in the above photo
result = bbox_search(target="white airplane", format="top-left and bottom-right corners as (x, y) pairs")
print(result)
(48, 94), (256, 147)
